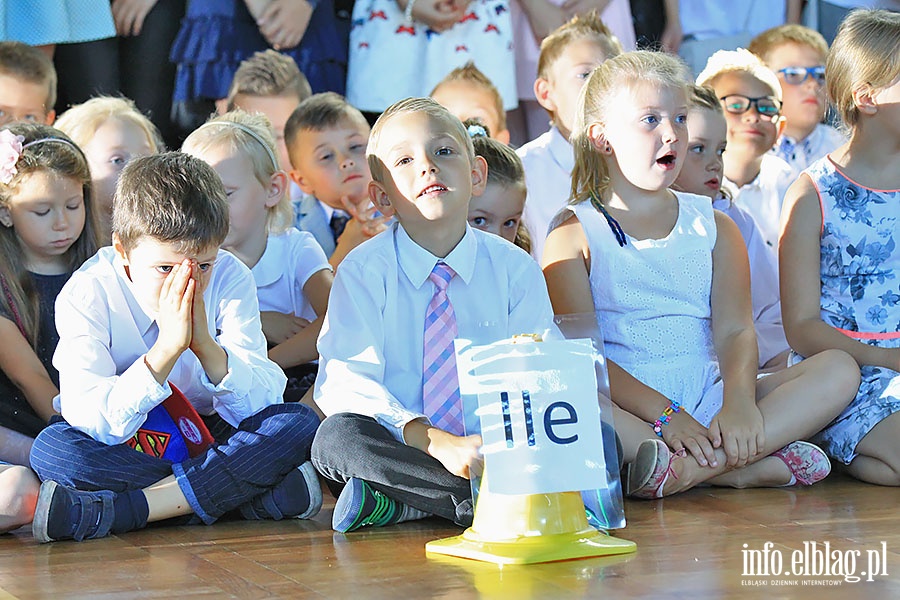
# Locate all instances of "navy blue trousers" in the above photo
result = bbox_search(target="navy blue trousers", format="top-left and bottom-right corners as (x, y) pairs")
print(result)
(30, 403), (319, 524)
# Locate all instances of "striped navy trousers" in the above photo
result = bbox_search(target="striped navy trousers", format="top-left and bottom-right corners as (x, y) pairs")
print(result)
(30, 403), (319, 524)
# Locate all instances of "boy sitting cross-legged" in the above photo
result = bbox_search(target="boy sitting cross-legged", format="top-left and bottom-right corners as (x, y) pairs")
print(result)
(29, 153), (321, 543)
(311, 98), (556, 532)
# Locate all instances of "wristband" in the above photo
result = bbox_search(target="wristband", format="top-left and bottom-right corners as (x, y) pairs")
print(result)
(404, 0), (417, 23)
(653, 400), (682, 437)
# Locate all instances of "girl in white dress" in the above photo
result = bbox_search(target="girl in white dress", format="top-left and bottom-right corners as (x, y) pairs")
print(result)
(541, 50), (859, 498)
(183, 111), (333, 407)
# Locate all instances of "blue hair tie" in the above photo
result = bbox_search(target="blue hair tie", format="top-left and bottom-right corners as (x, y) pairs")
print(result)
(466, 123), (488, 139)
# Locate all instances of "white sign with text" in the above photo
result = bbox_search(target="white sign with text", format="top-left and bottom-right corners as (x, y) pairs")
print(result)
(455, 337), (607, 495)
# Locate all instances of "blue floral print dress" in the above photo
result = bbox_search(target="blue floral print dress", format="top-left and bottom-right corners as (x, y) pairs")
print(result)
(799, 157), (900, 464)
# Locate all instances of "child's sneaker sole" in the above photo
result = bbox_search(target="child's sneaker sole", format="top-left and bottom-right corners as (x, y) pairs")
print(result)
(332, 477), (368, 533)
(295, 461), (323, 519)
(32, 480), (61, 544)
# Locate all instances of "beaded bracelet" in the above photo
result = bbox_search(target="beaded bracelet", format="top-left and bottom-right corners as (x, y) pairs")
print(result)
(404, 0), (417, 23)
(653, 400), (682, 437)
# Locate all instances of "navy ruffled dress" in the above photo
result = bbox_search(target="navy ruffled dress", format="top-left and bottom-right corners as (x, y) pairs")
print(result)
(170, 0), (347, 102)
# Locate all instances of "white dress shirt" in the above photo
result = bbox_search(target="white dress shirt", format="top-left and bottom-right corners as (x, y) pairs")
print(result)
(722, 154), (797, 250)
(314, 223), (556, 441)
(252, 229), (332, 321)
(713, 195), (789, 366)
(517, 126), (575, 263)
(772, 123), (847, 174)
(53, 247), (287, 445)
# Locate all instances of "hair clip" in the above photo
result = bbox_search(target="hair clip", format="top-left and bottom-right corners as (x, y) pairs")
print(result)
(467, 123), (488, 139)
(0, 130), (25, 185)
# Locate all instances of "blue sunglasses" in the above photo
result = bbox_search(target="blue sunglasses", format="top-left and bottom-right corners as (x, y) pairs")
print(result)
(777, 66), (826, 86)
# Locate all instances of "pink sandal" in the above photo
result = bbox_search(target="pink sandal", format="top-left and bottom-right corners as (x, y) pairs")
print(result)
(771, 441), (831, 486)
(626, 439), (686, 499)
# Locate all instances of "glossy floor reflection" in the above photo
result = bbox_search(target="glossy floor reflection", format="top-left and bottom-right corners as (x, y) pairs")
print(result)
(0, 472), (897, 598)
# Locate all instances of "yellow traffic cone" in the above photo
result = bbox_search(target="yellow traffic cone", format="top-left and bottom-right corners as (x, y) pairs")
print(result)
(426, 471), (636, 565)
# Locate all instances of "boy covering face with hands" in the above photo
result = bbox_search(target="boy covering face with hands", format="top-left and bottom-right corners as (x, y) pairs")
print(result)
(30, 153), (321, 543)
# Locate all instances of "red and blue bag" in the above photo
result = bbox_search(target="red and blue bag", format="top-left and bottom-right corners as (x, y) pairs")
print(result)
(126, 385), (215, 462)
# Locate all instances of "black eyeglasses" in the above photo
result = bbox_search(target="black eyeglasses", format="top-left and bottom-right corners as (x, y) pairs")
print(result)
(719, 95), (782, 120)
(777, 66), (826, 86)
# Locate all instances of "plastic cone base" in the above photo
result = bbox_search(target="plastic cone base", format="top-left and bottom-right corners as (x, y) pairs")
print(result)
(426, 524), (636, 565)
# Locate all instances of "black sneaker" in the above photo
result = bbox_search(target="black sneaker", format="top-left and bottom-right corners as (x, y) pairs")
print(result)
(239, 461), (322, 521)
(332, 478), (429, 533)
(32, 481), (117, 543)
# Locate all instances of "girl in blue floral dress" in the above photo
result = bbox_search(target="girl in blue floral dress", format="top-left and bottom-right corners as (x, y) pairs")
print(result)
(781, 9), (900, 484)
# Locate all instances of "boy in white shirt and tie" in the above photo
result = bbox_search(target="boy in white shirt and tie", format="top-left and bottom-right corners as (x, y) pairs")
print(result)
(30, 153), (322, 543)
(312, 98), (556, 533)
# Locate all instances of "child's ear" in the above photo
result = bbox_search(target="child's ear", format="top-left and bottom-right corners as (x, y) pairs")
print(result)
(534, 77), (556, 113)
(289, 169), (315, 195)
(368, 180), (393, 211)
(266, 171), (288, 208)
(112, 233), (129, 264)
(853, 85), (878, 116)
(0, 207), (12, 228)
(43, 110), (56, 125)
(587, 122), (611, 154)
(495, 128), (511, 146)
(470, 155), (488, 197)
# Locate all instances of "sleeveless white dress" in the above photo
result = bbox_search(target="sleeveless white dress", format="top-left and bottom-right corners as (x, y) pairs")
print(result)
(566, 191), (724, 427)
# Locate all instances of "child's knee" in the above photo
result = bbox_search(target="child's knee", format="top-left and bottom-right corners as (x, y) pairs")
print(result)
(809, 349), (861, 395)
(312, 413), (354, 455)
(30, 422), (79, 480)
(0, 466), (39, 531)
(311, 413), (373, 469)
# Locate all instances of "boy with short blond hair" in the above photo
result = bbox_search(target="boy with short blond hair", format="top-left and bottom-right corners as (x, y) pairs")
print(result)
(285, 92), (386, 267)
(697, 48), (797, 251)
(0, 41), (57, 126)
(29, 152), (321, 543)
(749, 24), (846, 173)
(517, 12), (622, 261)
(430, 61), (511, 145)
(224, 50), (313, 172)
(311, 98), (555, 533)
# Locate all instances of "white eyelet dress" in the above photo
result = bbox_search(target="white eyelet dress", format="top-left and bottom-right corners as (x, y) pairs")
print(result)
(565, 191), (724, 427)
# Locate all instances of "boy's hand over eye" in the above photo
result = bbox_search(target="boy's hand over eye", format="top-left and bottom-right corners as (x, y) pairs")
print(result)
(187, 260), (215, 355)
(146, 261), (193, 385)
(155, 260), (194, 357)
(185, 260), (230, 386)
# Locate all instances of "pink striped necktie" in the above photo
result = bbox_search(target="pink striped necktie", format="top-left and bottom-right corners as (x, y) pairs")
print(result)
(422, 262), (464, 435)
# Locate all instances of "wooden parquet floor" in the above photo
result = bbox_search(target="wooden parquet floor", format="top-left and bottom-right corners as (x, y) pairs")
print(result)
(0, 472), (898, 599)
